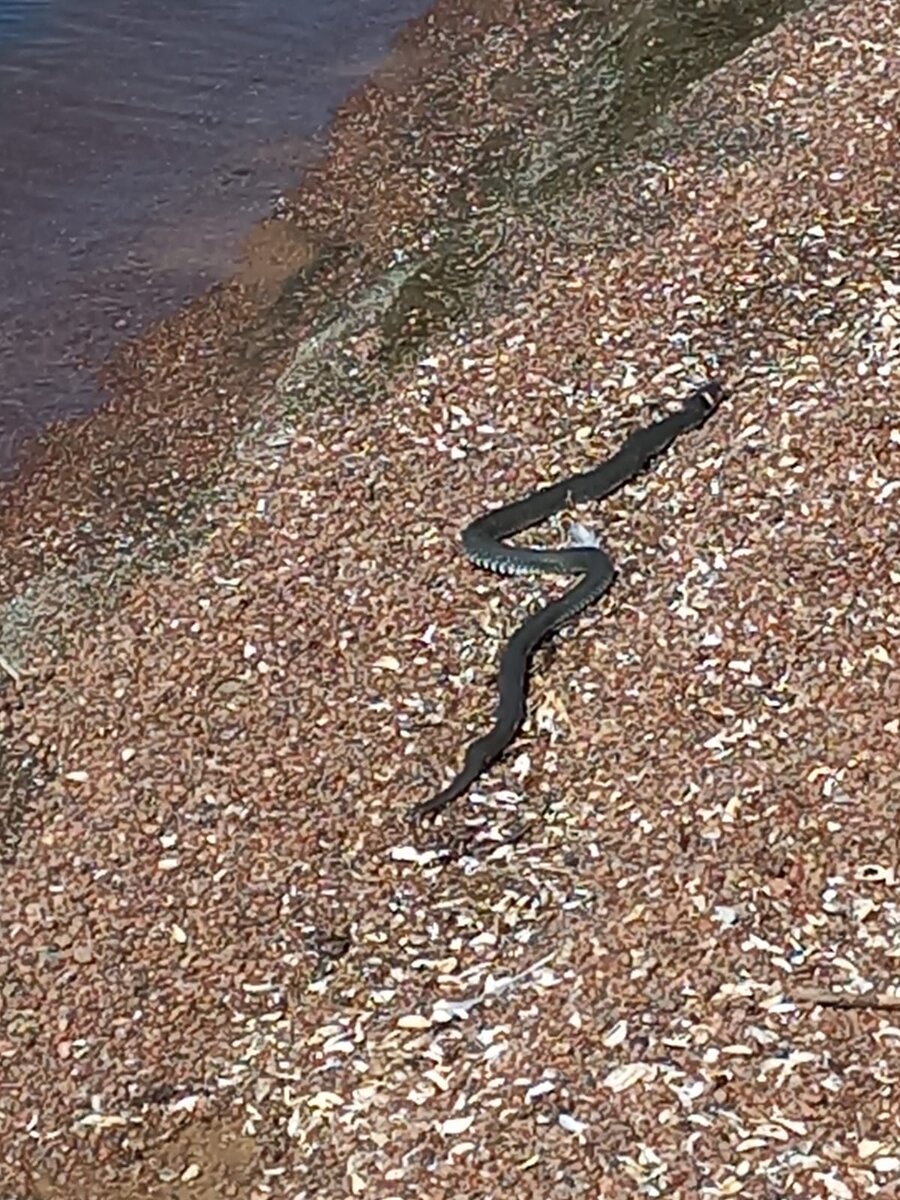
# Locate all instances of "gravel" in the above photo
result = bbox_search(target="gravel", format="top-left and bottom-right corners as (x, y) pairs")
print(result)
(2, 0), (899, 1196)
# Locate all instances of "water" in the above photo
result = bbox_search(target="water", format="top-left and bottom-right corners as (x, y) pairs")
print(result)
(0, 0), (428, 477)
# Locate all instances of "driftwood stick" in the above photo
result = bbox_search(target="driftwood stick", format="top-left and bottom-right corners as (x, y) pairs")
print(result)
(793, 986), (900, 1011)
(0, 654), (22, 685)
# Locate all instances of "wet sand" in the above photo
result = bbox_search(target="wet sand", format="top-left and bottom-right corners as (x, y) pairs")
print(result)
(2, 0), (899, 1195)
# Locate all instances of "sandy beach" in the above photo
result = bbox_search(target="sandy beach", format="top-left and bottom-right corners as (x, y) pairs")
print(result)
(2, 0), (899, 1195)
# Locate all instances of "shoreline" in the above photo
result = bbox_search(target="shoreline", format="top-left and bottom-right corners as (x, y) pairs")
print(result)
(0, 0), (432, 481)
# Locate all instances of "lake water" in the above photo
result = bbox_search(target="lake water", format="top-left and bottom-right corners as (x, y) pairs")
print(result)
(0, 0), (428, 477)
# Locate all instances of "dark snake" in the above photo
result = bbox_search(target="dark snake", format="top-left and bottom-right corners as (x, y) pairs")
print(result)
(409, 381), (724, 822)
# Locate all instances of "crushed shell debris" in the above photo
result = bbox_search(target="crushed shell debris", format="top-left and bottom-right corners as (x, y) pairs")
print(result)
(2, 0), (900, 1197)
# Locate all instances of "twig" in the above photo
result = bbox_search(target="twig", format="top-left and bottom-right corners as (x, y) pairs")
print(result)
(793, 986), (900, 1011)
(0, 654), (21, 685)
(430, 950), (557, 1021)
(466, 222), (507, 272)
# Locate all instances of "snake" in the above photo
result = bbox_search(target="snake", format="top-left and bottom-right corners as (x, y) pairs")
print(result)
(409, 380), (724, 822)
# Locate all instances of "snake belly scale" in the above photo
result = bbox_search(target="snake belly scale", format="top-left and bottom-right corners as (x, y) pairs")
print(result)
(409, 381), (724, 822)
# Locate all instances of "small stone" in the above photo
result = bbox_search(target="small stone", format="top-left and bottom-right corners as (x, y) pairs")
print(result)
(440, 1115), (474, 1136)
(601, 1019), (628, 1049)
(857, 1139), (883, 1159)
(397, 1013), (431, 1030)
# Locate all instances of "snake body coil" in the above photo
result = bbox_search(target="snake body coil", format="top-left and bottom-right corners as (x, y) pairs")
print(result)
(410, 382), (723, 822)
